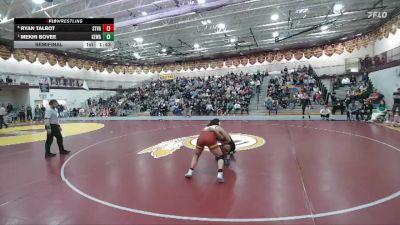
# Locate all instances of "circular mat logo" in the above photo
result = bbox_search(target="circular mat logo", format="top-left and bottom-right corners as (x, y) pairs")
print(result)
(138, 133), (265, 159)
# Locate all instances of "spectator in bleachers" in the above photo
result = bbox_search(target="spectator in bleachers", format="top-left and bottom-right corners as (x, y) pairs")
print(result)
(5, 76), (13, 84)
(40, 105), (46, 120)
(233, 102), (241, 114)
(360, 100), (373, 121)
(300, 90), (311, 119)
(392, 87), (400, 118)
(268, 99), (278, 115)
(34, 105), (42, 121)
(264, 96), (272, 112)
(58, 104), (65, 118)
(226, 101), (234, 115)
(87, 98), (92, 107)
(19, 106), (26, 123)
(26, 105), (33, 121)
(241, 102), (249, 115)
(0, 104), (8, 129)
(362, 55), (373, 69)
(373, 55), (381, 67)
(320, 105), (331, 120)
(205, 102), (214, 115)
(255, 79), (261, 94)
(341, 76), (351, 86)
(347, 101), (360, 121)
(184, 101), (191, 117)
(350, 75), (357, 86)
(367, 89), (384, 107)
(6, 103), (13, 114)
(333, 76), (341, 90)
(370, 99), (388, 123)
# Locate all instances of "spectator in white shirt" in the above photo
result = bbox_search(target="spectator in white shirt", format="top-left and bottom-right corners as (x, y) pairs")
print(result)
(255, 79), (261, 93)
(341, 77), (351, 85)
(234, 102), (241, 114)
(205, 103), (214, 115)
(320, 105), (331, 120)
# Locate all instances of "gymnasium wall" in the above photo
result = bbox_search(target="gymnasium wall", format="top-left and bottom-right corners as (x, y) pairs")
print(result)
(28, 89), (117, 108)
(171, 42), (375, 77)
(369, 65), (400, 108)
(0, 89), (30, 107)
(0, 57), (156, 84)
(373, 29), (400, 55)
(0, 87), (116, 109)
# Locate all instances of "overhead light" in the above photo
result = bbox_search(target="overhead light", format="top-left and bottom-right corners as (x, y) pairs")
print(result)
(356, 33), (362, 36)
(134, 37), (143, 43)
(272, 32), (279, 38)
(340, 37), (347, 40)
(194, 43), (200, 49)
(216, 23), (225, 29)
(141, 11), (147, 16)
(161, 48), (167, 53)
(89, 16), (94, 18)
(333, 3), (343, 14)
(271, 14), (279, 21)
(32, 0), (45, 4)
(230, 37), (236, 43)
(197, 0), (206, 3)
(206, 19), (211, 24)
(295, 8), (309, 14)
(321, 25), (329, 32)
(133, 52), (141, 58)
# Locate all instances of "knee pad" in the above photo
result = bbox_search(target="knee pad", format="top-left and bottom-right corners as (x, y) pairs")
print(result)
(215, 155), (225, 161)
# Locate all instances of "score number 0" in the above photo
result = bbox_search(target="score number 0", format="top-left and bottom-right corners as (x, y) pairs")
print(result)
(103, 24), (114, 32)
(102, 24), (114, 41)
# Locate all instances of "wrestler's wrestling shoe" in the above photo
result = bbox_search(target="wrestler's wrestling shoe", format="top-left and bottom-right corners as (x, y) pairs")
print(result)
(185, 169), (193, 178)
(217, 172), (224, 183)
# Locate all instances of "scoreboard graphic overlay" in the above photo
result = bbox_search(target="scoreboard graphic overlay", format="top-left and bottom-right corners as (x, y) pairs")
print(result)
(14, 18), (114, 49)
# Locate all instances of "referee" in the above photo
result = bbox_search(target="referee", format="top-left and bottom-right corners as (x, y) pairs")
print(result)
(44, 99), (70, 158)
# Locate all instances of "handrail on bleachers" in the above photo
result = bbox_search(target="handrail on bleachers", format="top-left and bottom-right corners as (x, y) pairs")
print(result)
(308, 65), (330, 105)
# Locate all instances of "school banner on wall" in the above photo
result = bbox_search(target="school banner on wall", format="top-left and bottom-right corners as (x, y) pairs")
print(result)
(39, 76), (50, 93)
